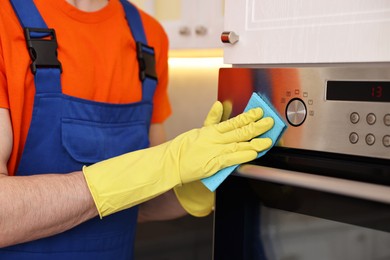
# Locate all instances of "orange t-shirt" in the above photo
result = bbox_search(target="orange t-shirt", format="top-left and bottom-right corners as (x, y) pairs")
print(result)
(0, 0), (171, 175)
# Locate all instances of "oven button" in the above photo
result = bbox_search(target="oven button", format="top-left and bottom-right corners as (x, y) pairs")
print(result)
(350, 112), (360, 124)
(365, 134), (375, 146)
(383, 135), (390, 147)
(366, 113), (376, 125)
(286, 98), (307, 126)
(384, 114), (390, 126)
(349, 132), (359, 144)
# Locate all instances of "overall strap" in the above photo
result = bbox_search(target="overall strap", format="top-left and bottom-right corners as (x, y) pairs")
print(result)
(9, 0), (46, 29)
(119, 0), (158, 102)
(10, 0), (62, 94)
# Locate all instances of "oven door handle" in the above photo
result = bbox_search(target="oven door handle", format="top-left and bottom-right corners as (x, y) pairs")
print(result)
(237, 164), (390, 204)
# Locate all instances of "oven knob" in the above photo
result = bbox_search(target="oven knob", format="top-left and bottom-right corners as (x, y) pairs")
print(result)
(286, 98), (307, 126)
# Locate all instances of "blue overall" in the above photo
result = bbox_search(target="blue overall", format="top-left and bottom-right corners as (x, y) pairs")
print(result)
(2, 1), (157, 259)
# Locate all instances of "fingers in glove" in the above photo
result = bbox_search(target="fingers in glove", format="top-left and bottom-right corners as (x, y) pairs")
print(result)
(204, 150), (259, 175)
(222, 117), (274, 143)
(220, 138), (272, 162)
(215, 107), (264, 133)
(203, 138), (272, 177)
(203, 101), (223, 127)
(234, 137), (273, 153)
(221, 100), (233, 122)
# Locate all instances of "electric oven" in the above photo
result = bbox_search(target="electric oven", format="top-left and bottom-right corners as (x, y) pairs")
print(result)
(213, 67), (390, 260)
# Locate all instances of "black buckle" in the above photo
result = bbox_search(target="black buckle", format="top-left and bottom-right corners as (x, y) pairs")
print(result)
(136, 42), (157, 81)
(24, 28), (62, 74)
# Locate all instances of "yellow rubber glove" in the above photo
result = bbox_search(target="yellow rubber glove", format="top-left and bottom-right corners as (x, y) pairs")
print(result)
(174, 101), (224, 217)
(83, 107), (274, 218)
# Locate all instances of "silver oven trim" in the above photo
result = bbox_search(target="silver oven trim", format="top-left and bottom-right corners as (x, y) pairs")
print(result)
(237, 164), (390, 204)
(218, 67), (390, 159)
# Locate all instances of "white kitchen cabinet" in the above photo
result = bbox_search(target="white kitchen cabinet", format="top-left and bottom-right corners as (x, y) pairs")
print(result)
(222, 0), (390, 64)
(131, 0), (224, 49)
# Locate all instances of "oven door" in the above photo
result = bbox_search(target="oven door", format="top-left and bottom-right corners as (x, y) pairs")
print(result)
(213, 150), (390, 260)
(213, 67), (390, 260)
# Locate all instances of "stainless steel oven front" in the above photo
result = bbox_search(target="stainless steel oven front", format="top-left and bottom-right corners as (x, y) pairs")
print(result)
(213, 67), (390, 260)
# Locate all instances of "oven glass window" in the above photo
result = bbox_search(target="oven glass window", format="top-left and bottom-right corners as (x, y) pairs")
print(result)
(259, 206), (390, 260)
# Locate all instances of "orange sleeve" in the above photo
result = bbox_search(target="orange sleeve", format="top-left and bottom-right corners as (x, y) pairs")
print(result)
(0, 43), (9, 109)
(141, 10), (172, 124)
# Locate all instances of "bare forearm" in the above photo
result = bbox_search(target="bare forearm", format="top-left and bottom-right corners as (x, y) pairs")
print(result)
(0, 171), (98, 247)
(138, 190), (187, 223)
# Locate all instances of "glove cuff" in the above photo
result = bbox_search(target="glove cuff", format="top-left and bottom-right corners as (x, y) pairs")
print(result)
(82, 147), (181, 218)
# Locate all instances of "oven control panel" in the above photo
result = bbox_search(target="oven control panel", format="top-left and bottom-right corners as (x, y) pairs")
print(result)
(218, 67), (390, 160)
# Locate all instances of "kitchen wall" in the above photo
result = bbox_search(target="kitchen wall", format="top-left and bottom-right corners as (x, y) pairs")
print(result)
(164, 56), (226, 139)
(134, 55), (228, 260)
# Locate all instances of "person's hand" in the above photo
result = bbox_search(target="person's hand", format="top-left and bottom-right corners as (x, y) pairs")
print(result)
(83, 106), (274, 217)
(174, 101), (273, 216)
(170, 106), (273, 183)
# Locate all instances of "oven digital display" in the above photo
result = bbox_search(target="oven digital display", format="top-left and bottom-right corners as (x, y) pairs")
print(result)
(326, 80), (390, 102)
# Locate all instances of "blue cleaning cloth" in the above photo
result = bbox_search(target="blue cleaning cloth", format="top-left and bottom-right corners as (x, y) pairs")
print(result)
(201, 92), (287, 192)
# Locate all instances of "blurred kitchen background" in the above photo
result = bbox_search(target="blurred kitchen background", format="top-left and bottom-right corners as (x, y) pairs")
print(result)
(129, 0), (226, 259)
